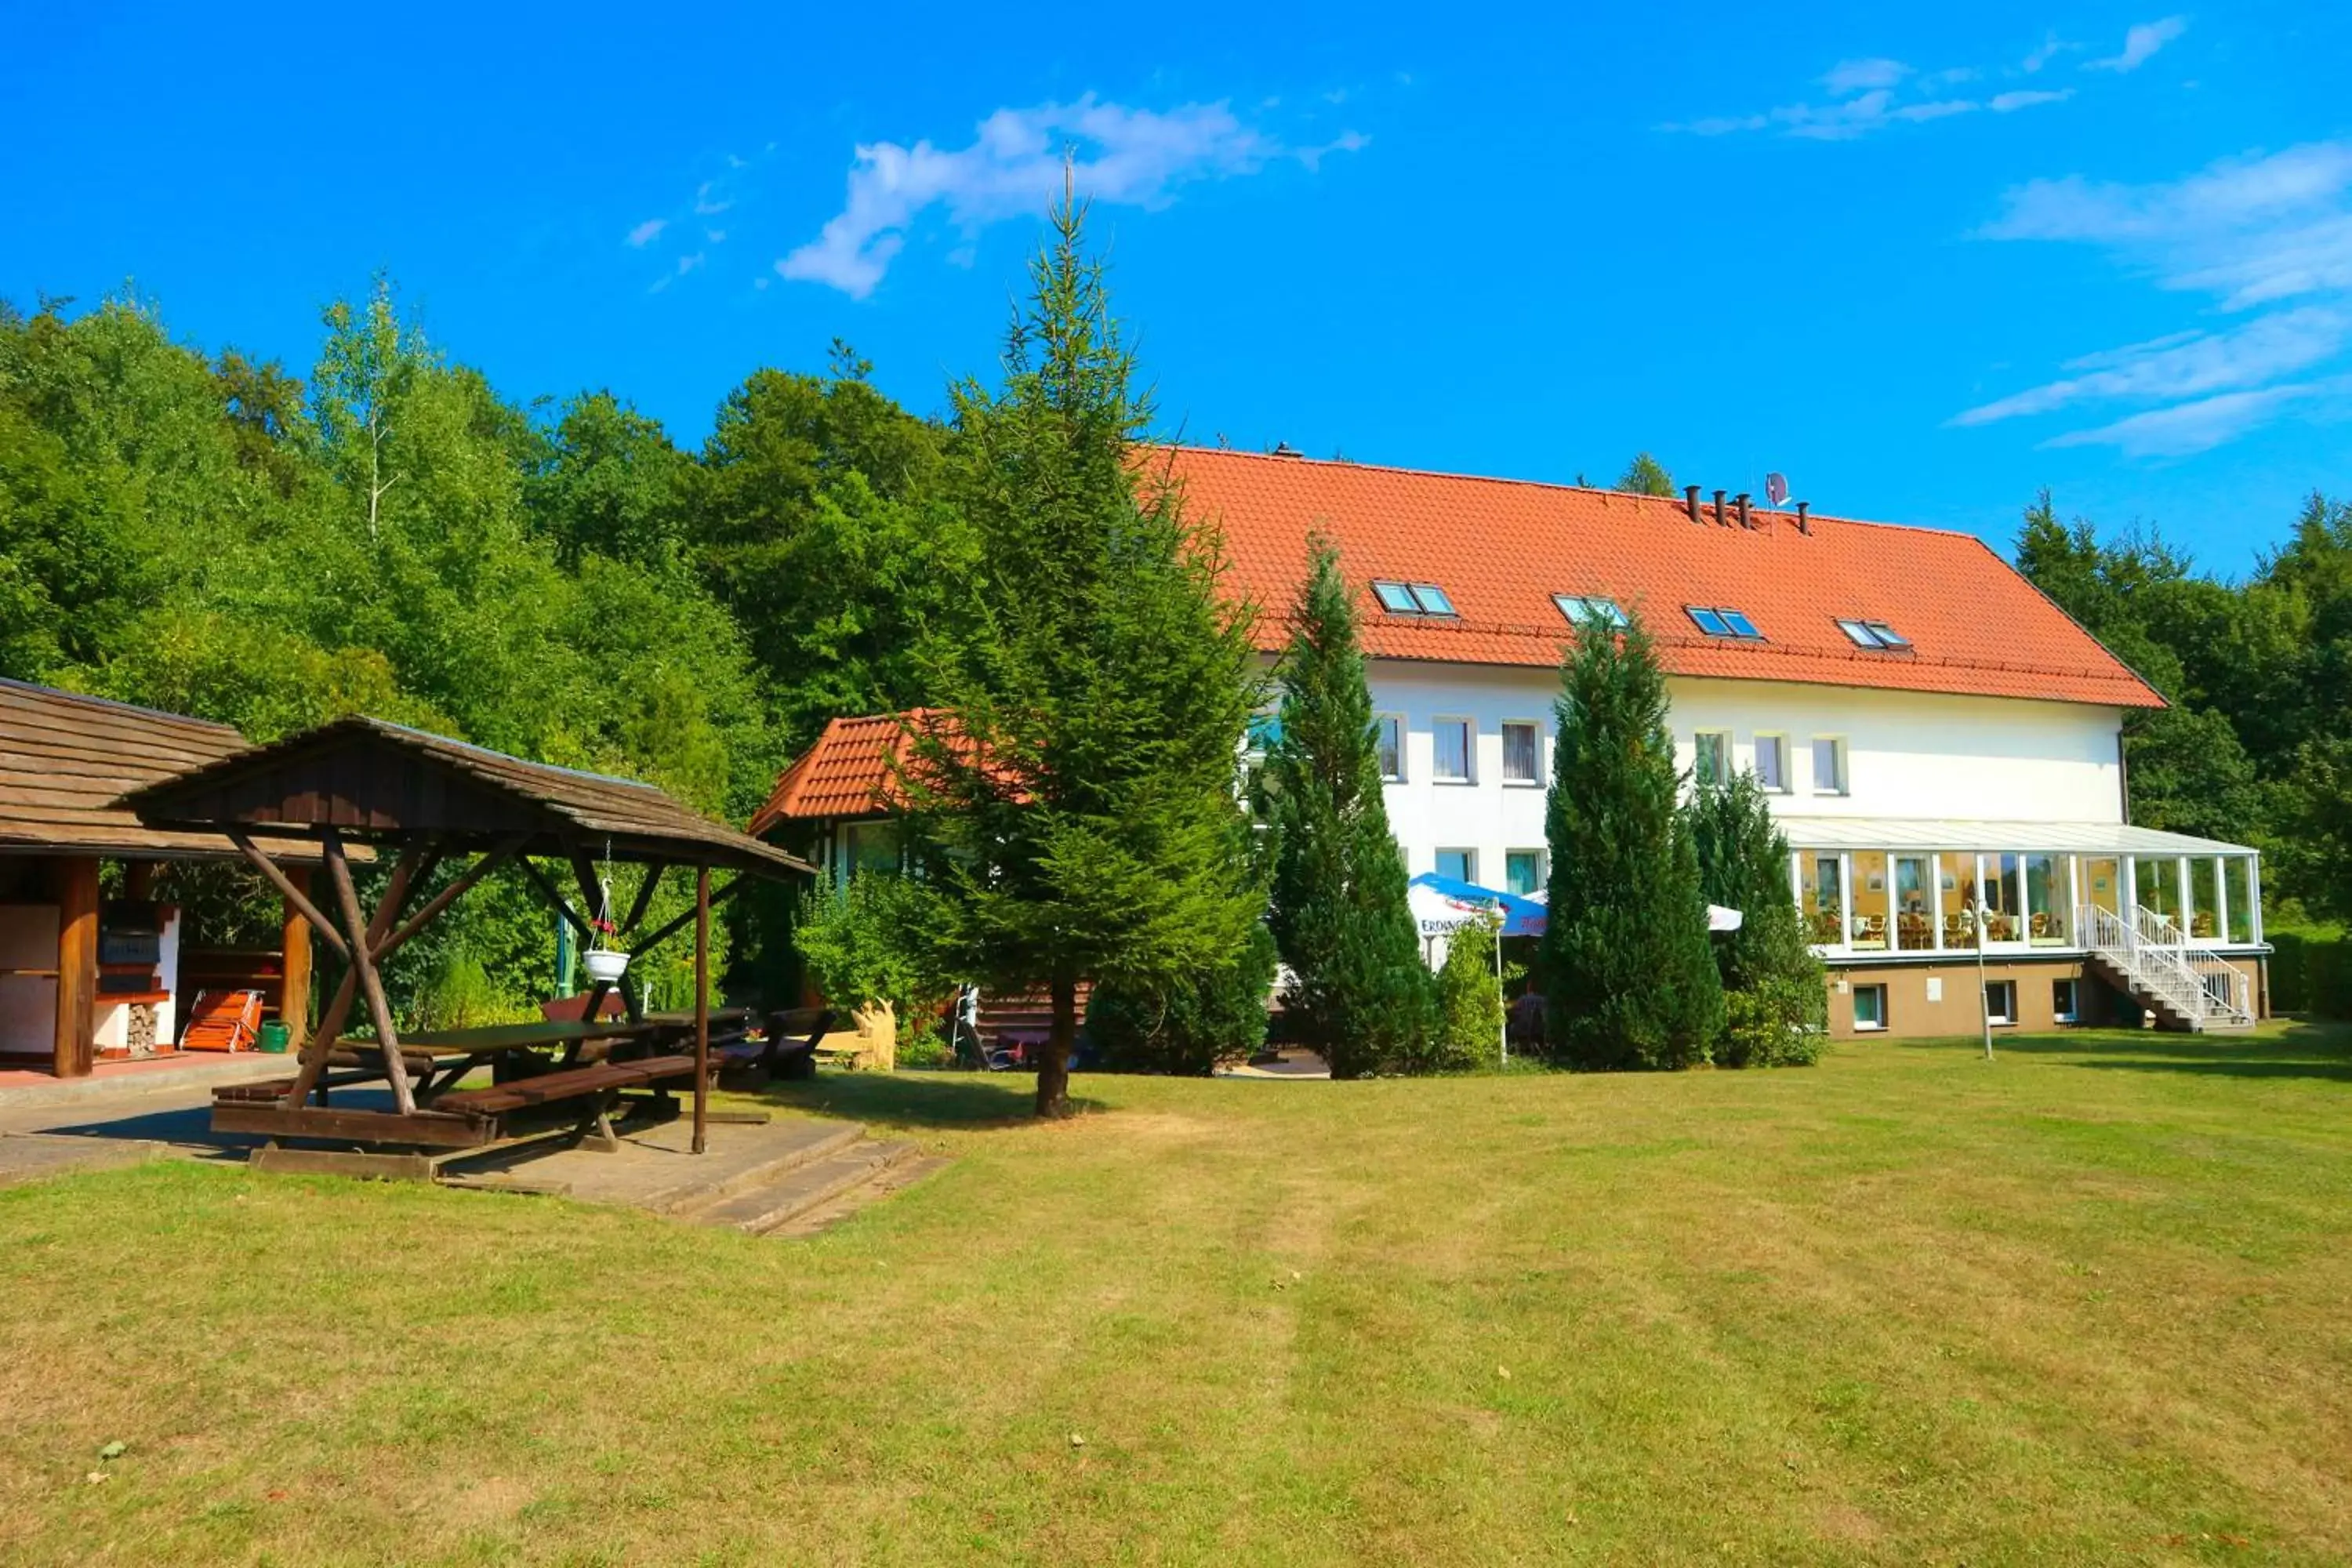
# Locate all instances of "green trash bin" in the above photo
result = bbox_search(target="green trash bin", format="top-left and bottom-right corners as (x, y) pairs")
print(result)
(257, 1021), (292, 1054)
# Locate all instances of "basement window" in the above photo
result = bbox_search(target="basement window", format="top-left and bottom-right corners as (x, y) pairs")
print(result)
(1553, 593), (1628, 629)
(1687, 605), (1764, 640)
(1372, 580), (1457, 617)
(1838, 618), (1912, 650)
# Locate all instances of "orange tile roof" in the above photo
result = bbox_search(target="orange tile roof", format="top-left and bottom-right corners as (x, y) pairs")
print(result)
(1152, 448), (2164, 710)
(752, 712), (918, 831)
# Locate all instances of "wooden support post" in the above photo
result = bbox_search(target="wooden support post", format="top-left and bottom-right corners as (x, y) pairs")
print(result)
(227, 829), (349, 961)
(694, 864), (710, 1156)
(516, 858), (594, 942)
(280, 873), (314, 1051)
(322, 829), (414, 1116)
(622, 861), (668, 935)
(52, 856), (99, 1078)
(123, 861), (157, 901)
(283, 840), (423, 1110)
(632, 876), (742, 958)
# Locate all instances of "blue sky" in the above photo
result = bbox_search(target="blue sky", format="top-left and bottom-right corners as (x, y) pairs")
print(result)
(5, 2), (2347, 571)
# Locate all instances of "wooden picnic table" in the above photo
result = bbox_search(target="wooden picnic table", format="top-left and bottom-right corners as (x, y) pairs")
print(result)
(325, 1018), (679, 1101)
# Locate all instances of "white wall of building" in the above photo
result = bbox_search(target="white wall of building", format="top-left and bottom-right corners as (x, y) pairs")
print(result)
(1360, 661), (2129, 882)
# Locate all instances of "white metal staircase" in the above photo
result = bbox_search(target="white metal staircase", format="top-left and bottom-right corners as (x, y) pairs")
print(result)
(2076, 904), (2256, 1032)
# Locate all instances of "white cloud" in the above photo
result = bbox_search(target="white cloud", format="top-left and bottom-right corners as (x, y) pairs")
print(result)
(1821, 57), (1908, 95)
(2043, 387), (2318, 456)
(779, 95), (1358, 298)
(1954, 308), (2348, 424)
(1984, 143), (2352, 307)
(626, 218), (666, 247)
(694, 181), (731, 216)
(1965, 141), (2352, 452)
(2022, 31), (2074, 72)
(1990, 89), (2073, 113)
(1667, 38), (2085, 140)
(2086, 16), (2188, 73)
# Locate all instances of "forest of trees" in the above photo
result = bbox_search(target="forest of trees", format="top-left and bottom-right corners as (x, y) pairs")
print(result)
(4, 269), (2347, 1026)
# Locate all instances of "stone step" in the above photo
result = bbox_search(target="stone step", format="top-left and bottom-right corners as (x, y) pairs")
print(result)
(764, 1152), (950, 1239)
(689, 1140), (922, 1235)
(639, 1120), (868, 1216)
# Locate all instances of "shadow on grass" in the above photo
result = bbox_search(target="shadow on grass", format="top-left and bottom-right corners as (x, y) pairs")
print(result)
(1987, 1019), (2352, 1083)
(753, 1069), (1109, 1130)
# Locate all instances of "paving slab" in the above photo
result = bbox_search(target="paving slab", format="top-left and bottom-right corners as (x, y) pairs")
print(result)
(435, 1112), (871, 1213)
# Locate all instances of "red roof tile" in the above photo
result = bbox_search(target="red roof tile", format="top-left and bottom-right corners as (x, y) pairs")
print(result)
(1153, 448), (2164, 710)
(752, 713), (915, 832)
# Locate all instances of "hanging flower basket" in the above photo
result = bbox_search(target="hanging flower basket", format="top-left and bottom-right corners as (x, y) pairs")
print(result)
(583, 906), (629, 983)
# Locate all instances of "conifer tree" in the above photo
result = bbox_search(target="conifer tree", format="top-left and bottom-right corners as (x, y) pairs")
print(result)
(1260, 535), (1432, 1076)
(1618, 452), (1675, 497)
(1692, 771), (1825, 1065)
(1538, 608), (1724, 1069)
(902, 191), (1265, 1117)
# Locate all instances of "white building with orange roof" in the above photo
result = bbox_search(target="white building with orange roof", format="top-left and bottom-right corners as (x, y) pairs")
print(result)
(753, 448), (2268, 1043)
(1162, 446), (2265, 1040)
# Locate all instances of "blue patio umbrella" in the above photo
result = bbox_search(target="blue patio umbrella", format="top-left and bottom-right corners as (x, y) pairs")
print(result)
(1406, 873), (1548, 939)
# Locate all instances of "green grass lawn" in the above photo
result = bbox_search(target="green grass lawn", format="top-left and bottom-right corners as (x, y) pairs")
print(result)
(4, 1024), (2350, 1566)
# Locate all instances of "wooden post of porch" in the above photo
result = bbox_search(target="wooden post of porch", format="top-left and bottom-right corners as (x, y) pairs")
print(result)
(280, 873), (314, 1050)
(52, 856), (100, 1078)
(693, 865), (710, 1156)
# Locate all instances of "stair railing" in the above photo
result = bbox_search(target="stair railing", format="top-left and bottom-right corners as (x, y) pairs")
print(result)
(2077, 903), (2255, 1028)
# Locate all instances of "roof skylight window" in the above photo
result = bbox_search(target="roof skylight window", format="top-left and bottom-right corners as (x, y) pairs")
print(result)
(1686, 606), (1763, 640)
(1838, 619), (1912, 650)
(1553, 593), (1628, 629)
(1371, 580), (1458, 617)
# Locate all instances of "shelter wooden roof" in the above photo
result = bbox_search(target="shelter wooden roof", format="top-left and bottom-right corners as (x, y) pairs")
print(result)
(0, 677), (339, 862)
(122, 716), (813, 877)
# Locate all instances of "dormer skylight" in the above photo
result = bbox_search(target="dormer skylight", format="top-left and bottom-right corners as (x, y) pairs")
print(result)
(1687, 605), (1763, 640)
(1372, 580), (1457, 617)
(1838, 619), (1911, 650)
(1553, 593), (1628, 629)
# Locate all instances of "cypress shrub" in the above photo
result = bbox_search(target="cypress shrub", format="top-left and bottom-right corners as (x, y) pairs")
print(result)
(1538, 608), (1725, 1069)
(1692, 772), (1826, 1065)
(1260, 535), (1435, 1076)
(1428, 912), (1505, 1073)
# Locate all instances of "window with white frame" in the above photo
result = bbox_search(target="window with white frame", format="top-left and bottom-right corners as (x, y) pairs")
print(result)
(1505, 848), (1544, 896)
(1433, 717), (1472, 782)
(1984, 978), (2017, 1025)
(2052, 978), (2080, 1024)
(1812, 735), (1849, 795)
(1375, 714), (1403, 782)
(1501, 720), (1541, 784)
(1853, 983), (1888, 1032)
(1754, 732), (1789, 793)
(1693, 730), (1732, 788)
(1436, 848), (1475, 883)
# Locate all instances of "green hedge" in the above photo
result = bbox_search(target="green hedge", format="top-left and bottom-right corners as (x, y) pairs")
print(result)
(2268, 928), (2352, 1018)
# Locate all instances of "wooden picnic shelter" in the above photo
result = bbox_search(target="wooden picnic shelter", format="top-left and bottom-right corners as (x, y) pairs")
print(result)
(0, 678), (337, 1076)
(121, 716), (812, 1171)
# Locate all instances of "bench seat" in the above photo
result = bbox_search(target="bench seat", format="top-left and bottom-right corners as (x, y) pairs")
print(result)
(431, 1054), (699, 1117)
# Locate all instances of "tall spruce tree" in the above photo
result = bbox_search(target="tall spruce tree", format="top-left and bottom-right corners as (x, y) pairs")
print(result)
(903, 192), (1265, 1117)
(1539, 608), (1724, 1069)
(1692, 771), (1824, 1065)
(1260, 536), (1432, 1076)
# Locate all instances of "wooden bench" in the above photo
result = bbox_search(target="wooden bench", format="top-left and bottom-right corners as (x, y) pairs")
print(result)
(432, 1055), (700, 1151)
(753, 1007), (834, 1080)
